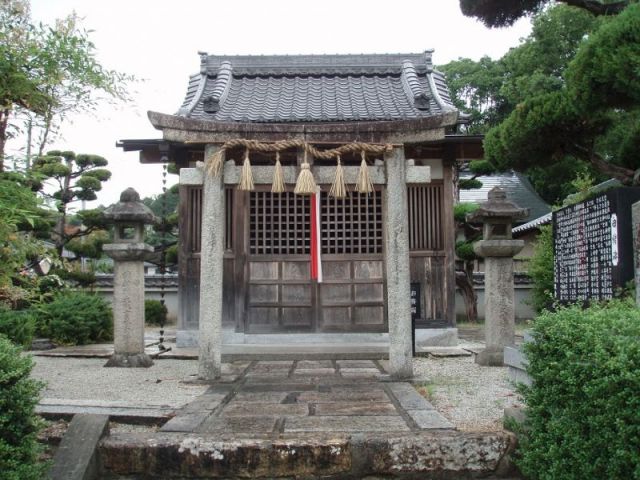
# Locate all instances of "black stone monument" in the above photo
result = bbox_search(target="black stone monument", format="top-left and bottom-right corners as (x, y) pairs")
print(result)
(553, 187), (640, 302)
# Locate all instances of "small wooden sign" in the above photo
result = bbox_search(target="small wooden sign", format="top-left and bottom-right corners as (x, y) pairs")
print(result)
(410, 282), (421, 321)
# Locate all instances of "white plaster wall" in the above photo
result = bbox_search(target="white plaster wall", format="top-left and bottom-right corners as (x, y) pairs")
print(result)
(97, 288), (179, 324)
(455, 285), (536, 322)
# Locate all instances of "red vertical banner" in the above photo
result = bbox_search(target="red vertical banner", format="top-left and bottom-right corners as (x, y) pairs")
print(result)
(310, 189), (323, 282)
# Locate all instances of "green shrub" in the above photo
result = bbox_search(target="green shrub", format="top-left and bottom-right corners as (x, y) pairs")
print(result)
(0, 309), (36, 347)
(528, 224), (555, 313)
(145, 299), (167, 326)
(0, 335), (46, 479)
(518, 300), (640, 479)
(38, 293), (112, 345)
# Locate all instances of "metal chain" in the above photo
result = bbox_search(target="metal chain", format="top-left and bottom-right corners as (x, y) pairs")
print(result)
(158, 164), (168, 351)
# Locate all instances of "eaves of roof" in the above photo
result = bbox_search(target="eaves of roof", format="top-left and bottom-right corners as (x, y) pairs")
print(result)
(148, 109), (461, 144)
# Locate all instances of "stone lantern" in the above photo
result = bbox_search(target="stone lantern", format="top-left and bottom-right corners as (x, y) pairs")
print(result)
(468, 187), (528, 366)
(102, 188), (158, 368)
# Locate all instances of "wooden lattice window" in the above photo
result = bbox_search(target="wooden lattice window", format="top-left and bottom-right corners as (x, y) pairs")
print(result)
(321, 191), (383, 254)
(250, 192), (310, 255)
(248, 191), (383, 256)
(225, 188), (233, 250)
(408, 183), (444, 251)
(186, 186), (233, 253)
(187, 187), (202, 253)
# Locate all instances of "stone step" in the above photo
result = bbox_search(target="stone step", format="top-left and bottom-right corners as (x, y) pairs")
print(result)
(98, 430), (517, 478)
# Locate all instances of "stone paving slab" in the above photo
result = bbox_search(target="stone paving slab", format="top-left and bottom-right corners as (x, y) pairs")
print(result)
(244, 376), (315, 385)
(408, 410), (455, 429)
(233, 391), (290, 403)
(161, 412), (209, 432)
(297, 360), (334, 369)
(297, 388), (389, 403)
(314, 401), (397, 416)
(161, 360), (457, 437)
(387, 382), (435, 410)
(222, 403), (309, 417)
(198, 415), (280, 434)
(336, 359), (379, 369)
(339, 367), (381, 378)
(292, 367), (337, 376)
(284, 415), (410, 433)
(181, 393), (227, 412)
(245, 371), (291, 379)
(36, 404), (172, 424)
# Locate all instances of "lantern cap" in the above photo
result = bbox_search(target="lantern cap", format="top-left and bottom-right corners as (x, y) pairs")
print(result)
(103, 188), (158, 225)
(467, 187), (529, 222)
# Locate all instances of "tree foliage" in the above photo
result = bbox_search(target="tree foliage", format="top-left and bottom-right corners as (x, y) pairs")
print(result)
(142, 184), (179, 268)
(0, 335), (46, 480)
(0, 0), (131, 170)
(460, 0), (630, 27)
(32, 150), (110, 254)
(0, 173), (49, 306)
(444, 3), (639, 203)
(484, 3), (640, 186)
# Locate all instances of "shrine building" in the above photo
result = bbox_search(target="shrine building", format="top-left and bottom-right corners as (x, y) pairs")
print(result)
(119, 51), (479, 379)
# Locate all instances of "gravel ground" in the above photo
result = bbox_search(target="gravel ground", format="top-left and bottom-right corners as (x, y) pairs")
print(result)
(30, 349), (520, 432)
(30, 357), (207, 408)
(413, 349), (522, 432)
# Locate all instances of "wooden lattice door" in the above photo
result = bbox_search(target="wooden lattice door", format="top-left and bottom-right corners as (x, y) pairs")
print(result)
(245, 189), (386, 333)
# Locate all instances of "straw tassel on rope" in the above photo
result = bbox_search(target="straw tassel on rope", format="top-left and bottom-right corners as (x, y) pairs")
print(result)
(271, 151), (285, 193)
(205, 148), (225, 178)
(238, 148), (255, 191)
(294, 147), (317, 195)
(355, 150), (374, 194)
(329, 155), (347, 199)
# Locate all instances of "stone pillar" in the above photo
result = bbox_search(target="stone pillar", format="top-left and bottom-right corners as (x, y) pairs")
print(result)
(198, 145), (225, 380)
(633, 201), (640, 307)
(469, 188), (527, 367)
(102, 188), (157, 368)
(384, 147), (413, 379)
(477, 250), (521, 365)
(104, 250), (152, 367)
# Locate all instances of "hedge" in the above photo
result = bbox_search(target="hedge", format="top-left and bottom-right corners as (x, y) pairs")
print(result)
(0, 335), (46, 479)
(37, 292), (113, 345)
(0, 309), (36, 347)
(145, 299), (167, 326)
(518, 300), (640, 479)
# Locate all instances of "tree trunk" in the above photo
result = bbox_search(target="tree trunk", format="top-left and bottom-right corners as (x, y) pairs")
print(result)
(37, 109), (53, 157)
(456, 269), (478, 323)
(0, 109), (9, 173)
(564, 0), (628, 16)
(571, 144), (636, 185)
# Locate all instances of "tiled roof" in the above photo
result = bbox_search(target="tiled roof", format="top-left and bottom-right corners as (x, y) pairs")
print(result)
(177, 51), (458, 123)
(512, 212), (552, 234)
(460, 171), (551, 224)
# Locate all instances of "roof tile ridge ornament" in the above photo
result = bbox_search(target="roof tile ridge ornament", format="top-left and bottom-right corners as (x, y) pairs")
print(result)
(401, 60), (431, 111)
(202, 61), (233, 114)
(424, 49), (455, 113)
(177, 51), (210, 117)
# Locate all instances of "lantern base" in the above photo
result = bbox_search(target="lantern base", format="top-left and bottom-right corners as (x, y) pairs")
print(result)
(104, 353), (154, 368)
(474, 348), (505, 367)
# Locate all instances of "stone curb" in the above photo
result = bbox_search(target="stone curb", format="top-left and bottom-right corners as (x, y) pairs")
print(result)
(48, 414), (109, 480)
(98, 430), (517, 479)
(37, 405), (173, 425)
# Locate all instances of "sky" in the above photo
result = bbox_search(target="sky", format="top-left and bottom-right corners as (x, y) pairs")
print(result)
(17, 0), (532, 208)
